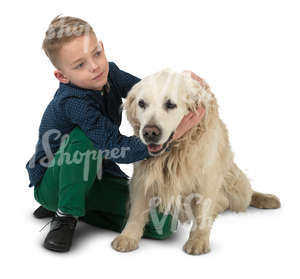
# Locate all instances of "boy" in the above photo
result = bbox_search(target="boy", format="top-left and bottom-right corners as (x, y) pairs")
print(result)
(26, 15), (204, 252)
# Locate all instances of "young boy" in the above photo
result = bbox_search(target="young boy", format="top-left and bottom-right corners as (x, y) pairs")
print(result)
(26, 15), (204, 252)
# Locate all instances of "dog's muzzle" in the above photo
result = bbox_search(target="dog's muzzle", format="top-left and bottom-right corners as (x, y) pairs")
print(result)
(145, 131), (174, 155)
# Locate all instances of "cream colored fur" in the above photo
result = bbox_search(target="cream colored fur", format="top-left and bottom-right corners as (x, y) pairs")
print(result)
(111, 69), (281, 255)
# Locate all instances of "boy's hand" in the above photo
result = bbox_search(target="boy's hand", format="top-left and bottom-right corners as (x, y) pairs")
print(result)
(171, 105), (206, 141)
(171, 71), (206, 142)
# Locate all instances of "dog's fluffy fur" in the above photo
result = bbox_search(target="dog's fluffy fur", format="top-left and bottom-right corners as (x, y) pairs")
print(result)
(111, 69), (281, 255)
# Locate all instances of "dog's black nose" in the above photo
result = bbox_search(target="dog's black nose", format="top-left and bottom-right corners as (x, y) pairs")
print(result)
(143, 125), (161, 143)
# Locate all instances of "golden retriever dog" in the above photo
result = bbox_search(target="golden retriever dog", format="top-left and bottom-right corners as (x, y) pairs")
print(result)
(111, 69), (281, 255)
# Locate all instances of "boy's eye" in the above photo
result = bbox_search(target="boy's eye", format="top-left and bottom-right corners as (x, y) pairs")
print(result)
(95, 51), (101, 57)
(75, 62), (84, 69)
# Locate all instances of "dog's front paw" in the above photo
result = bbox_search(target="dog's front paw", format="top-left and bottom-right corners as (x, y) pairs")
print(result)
(111, 235), (139, 252)
(183, 238), (210, 255)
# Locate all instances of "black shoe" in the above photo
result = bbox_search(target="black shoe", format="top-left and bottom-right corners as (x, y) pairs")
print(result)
(33, 206), (55, 219)
(43, 214), (77, 252)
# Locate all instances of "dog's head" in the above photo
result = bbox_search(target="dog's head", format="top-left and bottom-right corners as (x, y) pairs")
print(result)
(123, 68), (214, 156)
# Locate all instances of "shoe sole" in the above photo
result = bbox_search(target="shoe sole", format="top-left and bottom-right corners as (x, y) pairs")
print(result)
(43, 241), (71, 252)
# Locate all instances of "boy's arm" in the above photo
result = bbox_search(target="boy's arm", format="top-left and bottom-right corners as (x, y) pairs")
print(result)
(63, 97), (150, 164)
(109, 62), (141, 98)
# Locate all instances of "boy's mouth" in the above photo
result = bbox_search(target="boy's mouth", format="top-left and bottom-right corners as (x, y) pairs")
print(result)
(92, 72), (103, 80)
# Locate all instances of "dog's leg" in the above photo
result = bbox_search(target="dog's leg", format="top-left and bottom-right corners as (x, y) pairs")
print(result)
(183, 190), (218, 255)
(223, 163), (253, 212)
(111, 188), (149, 252)
(224, 163), (281, 210)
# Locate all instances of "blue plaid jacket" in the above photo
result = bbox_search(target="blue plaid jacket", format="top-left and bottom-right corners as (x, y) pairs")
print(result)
(25, 62), (150, 187)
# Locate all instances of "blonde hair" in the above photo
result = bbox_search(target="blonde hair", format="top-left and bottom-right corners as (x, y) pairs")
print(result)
(42, 15), (95, 69)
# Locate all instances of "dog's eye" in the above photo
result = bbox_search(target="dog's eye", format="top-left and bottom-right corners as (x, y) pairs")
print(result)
(138, 100), (146, 109)
(165, 100), (177, 110)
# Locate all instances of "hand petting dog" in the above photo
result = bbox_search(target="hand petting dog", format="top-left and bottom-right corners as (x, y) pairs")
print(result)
(171, 71), (206, 142)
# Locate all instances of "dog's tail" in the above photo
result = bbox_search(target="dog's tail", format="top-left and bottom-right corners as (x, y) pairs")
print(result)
(250, 191), (281, 209)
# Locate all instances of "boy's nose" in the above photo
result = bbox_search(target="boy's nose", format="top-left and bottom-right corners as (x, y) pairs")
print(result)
(89, 61), (99, 72)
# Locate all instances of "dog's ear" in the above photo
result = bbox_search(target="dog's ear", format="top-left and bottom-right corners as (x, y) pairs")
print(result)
(182, 73), (211, 112)
(122, 84), (140, 136)
(181, 73), (218, 130)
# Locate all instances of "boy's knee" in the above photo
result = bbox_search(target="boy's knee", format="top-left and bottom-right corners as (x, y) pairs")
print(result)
(68, 127), (93, 146)
(63, 128), (98, 159)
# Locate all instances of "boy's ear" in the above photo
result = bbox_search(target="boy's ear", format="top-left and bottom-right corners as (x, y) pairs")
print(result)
(54, 70), (69, 84)
(99, 41), (104, 52)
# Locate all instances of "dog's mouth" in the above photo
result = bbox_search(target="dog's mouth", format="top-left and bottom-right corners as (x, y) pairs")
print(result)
(148, 144), (163, 154)
(147, 132), (174, 156)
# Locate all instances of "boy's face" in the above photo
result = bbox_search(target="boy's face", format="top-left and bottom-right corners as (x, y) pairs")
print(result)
(54, 33), (109, 91)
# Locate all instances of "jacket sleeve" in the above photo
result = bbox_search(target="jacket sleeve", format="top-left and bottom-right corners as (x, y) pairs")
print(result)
(109, 62), (141, 98)
(63, 96), (150, 164)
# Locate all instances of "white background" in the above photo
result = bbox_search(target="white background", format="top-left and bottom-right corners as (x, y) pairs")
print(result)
(1, 0), (299, 278)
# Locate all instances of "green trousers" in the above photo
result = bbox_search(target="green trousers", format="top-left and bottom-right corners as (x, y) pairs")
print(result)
(34, 127), (177, 239)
